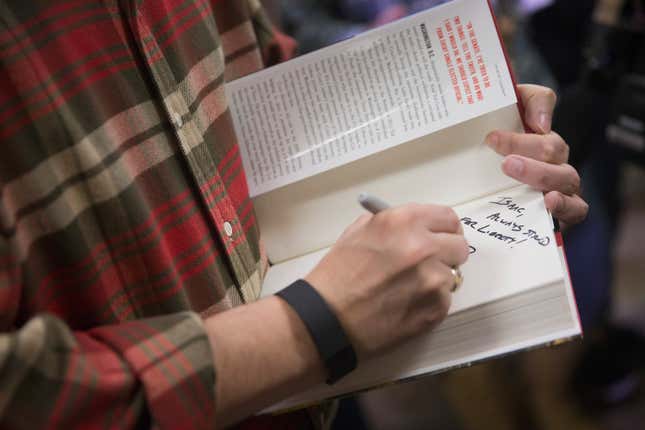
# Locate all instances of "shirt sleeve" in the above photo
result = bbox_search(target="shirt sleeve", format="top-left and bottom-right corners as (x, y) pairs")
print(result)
(245, 0), (281, 65)
(0, 312), (216, 429)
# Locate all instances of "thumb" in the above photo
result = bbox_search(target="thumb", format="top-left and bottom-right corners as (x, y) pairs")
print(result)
(517, 84), (557, 135)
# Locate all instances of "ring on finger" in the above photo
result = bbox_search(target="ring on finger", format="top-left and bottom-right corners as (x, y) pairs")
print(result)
(450, 266), (464, 293)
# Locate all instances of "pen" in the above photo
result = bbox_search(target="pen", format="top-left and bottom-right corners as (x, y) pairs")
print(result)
(358, 193), (391, 214)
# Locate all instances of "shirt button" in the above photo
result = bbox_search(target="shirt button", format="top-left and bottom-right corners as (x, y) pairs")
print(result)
(172, 111), (183, 128)
(223, 221), (234, 237)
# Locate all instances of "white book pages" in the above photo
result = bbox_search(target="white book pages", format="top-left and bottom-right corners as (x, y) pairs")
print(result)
(261, 241), (580, 413)
(253, 104), (523, 263)
(226, 0), (517, 197)
(261, 185), (564, 315)
(263, 278), (578, 413)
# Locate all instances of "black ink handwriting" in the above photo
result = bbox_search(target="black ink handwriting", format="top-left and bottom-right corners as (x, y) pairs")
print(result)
(486, 212), (524, 232)
(489, 196), (526, 218)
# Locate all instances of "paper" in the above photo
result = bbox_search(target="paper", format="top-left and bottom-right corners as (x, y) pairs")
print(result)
(253, 103), (522, 264)
(262, 186), (563, 314)
(227, 0), (517, 197)
(451, 185), (563, 312)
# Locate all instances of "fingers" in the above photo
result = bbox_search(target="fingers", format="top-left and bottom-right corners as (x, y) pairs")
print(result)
(501, 155), (581, 196)
(405, 204), (462, 234)
(338, 213), (372, 240)
(544, 191), (589, 225)
(486, 130), (569, 165)
(416, 259), (457, 293)
(516, 84), (557, 134)
(405, 259), (453, 330)
(367, 205), (467, 270)
(430, 232), (470, 267)
(272, 30), (298, 62)
(419, 277), (452, 326)
(375, 204), (462, 235)
(488, 85), (589, 228)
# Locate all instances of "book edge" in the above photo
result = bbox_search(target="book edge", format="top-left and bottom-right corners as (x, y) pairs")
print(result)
(264, 330), (581, 415)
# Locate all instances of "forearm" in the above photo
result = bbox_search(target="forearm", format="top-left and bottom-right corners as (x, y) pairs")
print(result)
(206, 296), (326, 427)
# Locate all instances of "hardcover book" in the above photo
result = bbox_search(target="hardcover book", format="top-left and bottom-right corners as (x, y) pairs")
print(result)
(225, 0), (581, 412)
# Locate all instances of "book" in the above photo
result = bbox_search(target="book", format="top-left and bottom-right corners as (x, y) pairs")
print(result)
(225, 0), (581, 413)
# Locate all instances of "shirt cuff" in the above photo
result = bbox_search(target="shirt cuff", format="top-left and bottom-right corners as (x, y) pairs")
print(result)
(89, 312), (216, 429)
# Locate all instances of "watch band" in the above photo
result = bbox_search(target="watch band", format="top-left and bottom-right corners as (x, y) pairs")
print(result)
(276, 279), (357, 384)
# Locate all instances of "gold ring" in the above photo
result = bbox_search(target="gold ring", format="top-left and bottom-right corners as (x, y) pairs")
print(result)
(450, 266), (463, 293)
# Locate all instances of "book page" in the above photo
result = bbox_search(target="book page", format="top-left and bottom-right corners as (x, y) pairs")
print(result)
(226, 0), (517, 197)
(451, 185), (563, 311)
(264, 279), (577, 413)
(254, 104), (522, 263)
(260, 184), (576, 412)
(261, 185), (564, 315)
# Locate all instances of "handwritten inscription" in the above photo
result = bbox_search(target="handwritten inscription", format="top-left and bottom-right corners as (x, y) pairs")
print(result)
(462, 217), (518, 245)
(461, 196), (551, 249)
(489, 196), (526, 217)
(486, 212), (523, 232)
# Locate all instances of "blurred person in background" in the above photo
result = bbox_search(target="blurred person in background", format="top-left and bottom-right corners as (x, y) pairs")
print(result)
(282, 0), (556, 86)
(495, 0), (557, 88)
(544, 0), (645, 409)
(281, 0), (448, 54)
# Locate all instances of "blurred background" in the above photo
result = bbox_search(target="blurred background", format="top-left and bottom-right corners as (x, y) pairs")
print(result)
(262, 0), (645, 428)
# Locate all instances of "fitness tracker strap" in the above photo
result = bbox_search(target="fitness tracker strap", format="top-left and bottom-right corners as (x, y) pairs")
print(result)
(276, 279), (357, 384)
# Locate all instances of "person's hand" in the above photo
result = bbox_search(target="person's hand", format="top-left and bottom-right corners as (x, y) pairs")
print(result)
(370, 4), (408, 28)
(486, 84), (589, 226)
(306, 204), (469, 360)
(265, 29), (298, 64)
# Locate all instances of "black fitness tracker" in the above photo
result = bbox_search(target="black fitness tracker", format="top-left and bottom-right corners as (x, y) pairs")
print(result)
(276, 279), (358, 384)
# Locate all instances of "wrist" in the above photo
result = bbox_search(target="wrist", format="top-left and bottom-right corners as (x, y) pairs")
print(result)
(276, 279), (358, 384)
(204, 297), (325, 424)
(207, 297), (326, 384)
(270, 296), (328, 382)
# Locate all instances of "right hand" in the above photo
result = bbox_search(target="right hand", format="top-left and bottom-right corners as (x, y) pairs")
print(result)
(306, 204), (469, 361)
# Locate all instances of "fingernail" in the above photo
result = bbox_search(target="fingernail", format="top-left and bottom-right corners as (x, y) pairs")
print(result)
(485, 132), (499, 149)
(504, 156), (524, 177)
(539, 112), (551, 134)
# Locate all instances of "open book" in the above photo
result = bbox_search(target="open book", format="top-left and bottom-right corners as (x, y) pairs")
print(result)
(225, 0), (581, 412)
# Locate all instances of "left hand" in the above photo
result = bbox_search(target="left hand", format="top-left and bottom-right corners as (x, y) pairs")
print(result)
(266, 29), (298, 64)
(486, 84), (589, 226)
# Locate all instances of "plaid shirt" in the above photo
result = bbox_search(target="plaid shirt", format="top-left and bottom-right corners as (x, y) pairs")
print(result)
(0, 0), (319, 428)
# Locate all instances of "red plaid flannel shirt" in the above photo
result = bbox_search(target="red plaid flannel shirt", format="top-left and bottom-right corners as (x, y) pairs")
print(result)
(0, 0), (321, 428)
